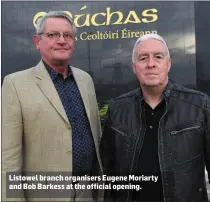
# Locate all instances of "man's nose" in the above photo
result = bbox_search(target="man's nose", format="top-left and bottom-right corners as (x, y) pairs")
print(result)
(147, 56), (155, 68)
(57, 34), (66, 43)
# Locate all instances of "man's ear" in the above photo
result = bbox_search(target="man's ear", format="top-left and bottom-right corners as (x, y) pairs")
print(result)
(33, 35), (40, 50)
(132, 63), (136, 74)
(168, 58), (172, 72)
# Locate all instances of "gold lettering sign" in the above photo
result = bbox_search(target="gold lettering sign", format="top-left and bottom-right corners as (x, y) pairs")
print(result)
(33, 11), (73, 28)
(79, 29), (157, 41)
(33, 6), (158, 28)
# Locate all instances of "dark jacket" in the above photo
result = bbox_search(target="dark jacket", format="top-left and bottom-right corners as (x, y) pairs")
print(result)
(100, 80), (210, 202)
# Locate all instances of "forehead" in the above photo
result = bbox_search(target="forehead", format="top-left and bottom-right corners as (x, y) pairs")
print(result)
(135, 38), (168, 54)
(43, 17), (73, 31)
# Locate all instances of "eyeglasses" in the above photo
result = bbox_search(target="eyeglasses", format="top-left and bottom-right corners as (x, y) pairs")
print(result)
(39, 32), (75, 41)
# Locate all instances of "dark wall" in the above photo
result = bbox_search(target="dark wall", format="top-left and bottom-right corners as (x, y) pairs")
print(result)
(195, 2), (210, 96)
(1, 2), (197, 102)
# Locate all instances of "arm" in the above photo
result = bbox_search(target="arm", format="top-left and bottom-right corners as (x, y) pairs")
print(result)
(87, 75), (102, 143)
(100, 108), (114, 175)
(2, 75), (26, 201)
(86, 76), (104, 202)
(204, 94), (210, 184)
(100, 107), (116, 202)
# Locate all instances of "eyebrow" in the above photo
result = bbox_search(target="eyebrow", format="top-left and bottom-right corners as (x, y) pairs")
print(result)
(138, 52), (165, 58)
(46, 30), (72, 33)
(47, 30), (59, 32)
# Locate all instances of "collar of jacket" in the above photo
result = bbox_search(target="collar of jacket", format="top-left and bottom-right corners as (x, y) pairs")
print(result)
(137, 79), (175, 101)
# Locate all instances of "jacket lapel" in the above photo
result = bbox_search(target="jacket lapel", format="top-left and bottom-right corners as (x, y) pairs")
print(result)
(33, 61), (70, 125)
(71, 67), (90, 120)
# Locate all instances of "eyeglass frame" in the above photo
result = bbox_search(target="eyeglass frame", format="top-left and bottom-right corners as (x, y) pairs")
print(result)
(38, 32), (76, 41)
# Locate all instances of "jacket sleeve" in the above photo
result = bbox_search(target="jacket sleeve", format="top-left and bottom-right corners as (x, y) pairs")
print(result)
(2, 75), (26, 201)
(204, 94), (210, 184)
(100, 106), (116, 202)
(100, 110), (115, 175)
(90, 77), (103, 144)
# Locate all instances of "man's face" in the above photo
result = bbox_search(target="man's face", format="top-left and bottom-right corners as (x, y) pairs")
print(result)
(132, 38), (171, 88)
(33, 17), (75, 65)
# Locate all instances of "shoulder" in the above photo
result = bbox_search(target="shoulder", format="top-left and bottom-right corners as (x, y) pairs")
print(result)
(109, 88), (140, 108)
(171, 82), (208, 106)
(102, 88), (140, 117)
(173, 83), (204, 95)
(71, 66), (92, 80)
(3, 67), (34, 85)
(100, 88), (140, 122)
(172, 82), (206, 97)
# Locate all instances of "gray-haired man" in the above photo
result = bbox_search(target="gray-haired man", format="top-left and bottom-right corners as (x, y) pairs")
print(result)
(2, 11), (103, 201)
(100, 33), (210, 202)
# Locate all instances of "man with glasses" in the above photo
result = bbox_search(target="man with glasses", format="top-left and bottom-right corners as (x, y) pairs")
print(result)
(2, 11), (103, 202)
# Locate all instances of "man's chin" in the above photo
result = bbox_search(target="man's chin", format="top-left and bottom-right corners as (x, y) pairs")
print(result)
(52, 56), (70, 62)
(143, 82), (160, 87)
(53, 52), (71, 59)
(52, 58), (70, 65)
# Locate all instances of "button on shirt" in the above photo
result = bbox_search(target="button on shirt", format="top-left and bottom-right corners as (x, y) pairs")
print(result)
(44, 61), (96, 175)
(133, 99), (165, 202)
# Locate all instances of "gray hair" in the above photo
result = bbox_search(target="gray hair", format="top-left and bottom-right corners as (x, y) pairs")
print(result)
(36, 11), (77, 36)
(132, 33), (170, 63)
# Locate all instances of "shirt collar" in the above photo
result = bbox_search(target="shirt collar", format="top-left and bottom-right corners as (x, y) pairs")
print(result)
(142, 98), (165, 111)
(43, 60), (73, 80)
(137, 79), (175, 101)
